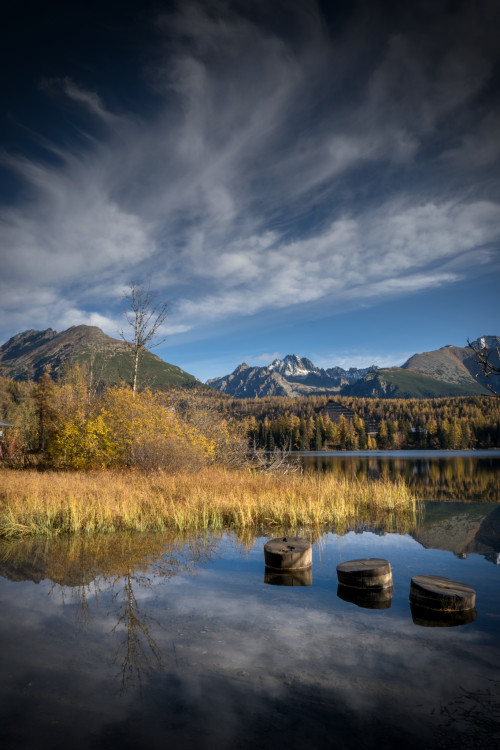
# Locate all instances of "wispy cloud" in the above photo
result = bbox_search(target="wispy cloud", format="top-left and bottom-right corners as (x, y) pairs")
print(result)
(312, 351), (415, 371)
(40, 76), (119, 126)
(0, 0), (499, 345)
(171, 199), (499, 328)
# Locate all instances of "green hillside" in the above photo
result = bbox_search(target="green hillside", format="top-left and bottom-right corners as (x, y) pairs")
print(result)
(73, 349), (198, 390)
(1, 326), (200, 391)
(347, 367), (489, 398)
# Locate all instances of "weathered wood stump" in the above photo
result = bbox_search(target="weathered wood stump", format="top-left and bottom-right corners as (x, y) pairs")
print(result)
(409, 575), (476, 612)
(337, 583), (393, 609)
(336, 558), (392, 589)
(264, 568), (313, 587)
(264, 537), (312, 571)
(410, 603), (477, 627)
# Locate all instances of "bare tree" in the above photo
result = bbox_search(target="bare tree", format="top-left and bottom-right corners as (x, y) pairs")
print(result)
(121, 282), (168, 395)
(467, 338), (500, 397)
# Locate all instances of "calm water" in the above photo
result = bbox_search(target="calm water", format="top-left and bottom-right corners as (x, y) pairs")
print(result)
(301, 450), (500, 502)
(1, 500), (500, 750)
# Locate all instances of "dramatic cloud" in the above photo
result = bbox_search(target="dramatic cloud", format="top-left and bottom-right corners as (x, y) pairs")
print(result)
(0, 0), (499, 371)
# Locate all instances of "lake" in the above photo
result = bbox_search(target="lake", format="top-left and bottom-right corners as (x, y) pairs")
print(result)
(0, 453), (499, 749)
(300, 449), (500, 502)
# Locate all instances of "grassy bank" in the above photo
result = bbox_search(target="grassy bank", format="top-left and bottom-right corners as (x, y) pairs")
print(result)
(0, 467), (419, 538)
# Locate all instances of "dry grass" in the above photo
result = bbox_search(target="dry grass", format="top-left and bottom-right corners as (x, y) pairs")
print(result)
(0, 466), (419, 538)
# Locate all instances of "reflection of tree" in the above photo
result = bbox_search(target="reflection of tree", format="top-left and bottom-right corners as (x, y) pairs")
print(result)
(111, 571), (163, 693)
(306, 456), (500, 502)
(0, 531), (222, 693)
(0, 530), (221, 586)
(440, 680), (500, 749)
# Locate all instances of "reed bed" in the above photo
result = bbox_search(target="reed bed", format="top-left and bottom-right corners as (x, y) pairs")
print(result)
(0, 467), (419, 538)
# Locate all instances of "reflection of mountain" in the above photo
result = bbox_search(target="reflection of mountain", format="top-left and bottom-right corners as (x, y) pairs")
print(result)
(411, 502), (500, 562)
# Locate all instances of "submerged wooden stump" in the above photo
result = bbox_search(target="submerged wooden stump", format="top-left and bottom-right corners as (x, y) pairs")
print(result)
(337, 583), (393, 610)
(410, 603), (477, 627)
(336, 558), (392, 590)
(264, 567), (313, 587)
(409, 575), (476, 612)
(264, 537), (312, 571)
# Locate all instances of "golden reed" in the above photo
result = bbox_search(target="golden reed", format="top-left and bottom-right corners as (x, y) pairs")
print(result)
(0, 467), (419, 538)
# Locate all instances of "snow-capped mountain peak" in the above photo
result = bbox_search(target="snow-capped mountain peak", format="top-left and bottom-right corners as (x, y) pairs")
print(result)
(472, 335), (500, 351)
(268, 354), (319, 378)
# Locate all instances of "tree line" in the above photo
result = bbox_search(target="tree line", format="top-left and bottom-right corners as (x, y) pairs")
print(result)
(231, 394), (500, 451)
(1, 367), (498, 468)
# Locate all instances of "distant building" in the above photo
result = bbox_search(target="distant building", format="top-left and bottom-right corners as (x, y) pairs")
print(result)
(0, 420), (13, 435)
(323, 403), (355, 423)
(0, 420), (13, 459)
(322, 403), (378, 436)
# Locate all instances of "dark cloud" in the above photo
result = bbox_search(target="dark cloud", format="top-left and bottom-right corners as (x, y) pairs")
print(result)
(0, 0), (498, 357)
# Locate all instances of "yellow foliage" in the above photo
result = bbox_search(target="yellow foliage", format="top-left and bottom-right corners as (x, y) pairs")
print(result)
(48, 413), (118, 469)
(48, 385), (219, 470)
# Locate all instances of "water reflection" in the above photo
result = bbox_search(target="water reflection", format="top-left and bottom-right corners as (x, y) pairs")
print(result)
(0, 532), (222, 694)
(264, 567), (313, 586)
(410, 604), (477, 627)
(111, 572), (163, 692)
(0, 528), (499, 750)
(412, 502), (500, 563)
(302, 452), (500, 502)
(0, 531), (221, 588)
(337, 583), (393, 609)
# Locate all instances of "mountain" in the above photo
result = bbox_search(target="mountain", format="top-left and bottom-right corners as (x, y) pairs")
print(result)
(0, 325), (198, 390)
(207, 337), (497, 399)
(269, 354), (373, 386)
(401, 336), (500, 394)
(344, 367), (489, 399)
(207, 355), (375, 398)
(207, 363), (297, 398)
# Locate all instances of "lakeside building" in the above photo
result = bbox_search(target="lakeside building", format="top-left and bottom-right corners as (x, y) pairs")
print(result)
(322, 403), (378, 436)
(0, 420), (14, 459)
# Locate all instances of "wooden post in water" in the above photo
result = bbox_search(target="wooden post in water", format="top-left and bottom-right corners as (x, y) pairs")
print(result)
(264, 537), (312, 571)
(336, 558), (393, 590)
(409, 575), (476, 612)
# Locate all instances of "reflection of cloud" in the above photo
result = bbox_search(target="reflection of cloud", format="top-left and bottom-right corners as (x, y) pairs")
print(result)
(0, 530), (499, 748)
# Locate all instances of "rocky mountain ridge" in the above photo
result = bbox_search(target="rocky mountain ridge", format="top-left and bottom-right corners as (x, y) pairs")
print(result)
(207, 354), (377, 398)
(0, 325), (198, 390)
(2, 327), (498, 399)
(207, 336), (499, 398)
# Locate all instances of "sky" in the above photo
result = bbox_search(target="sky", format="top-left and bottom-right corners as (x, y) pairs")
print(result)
(1, 0), (499, 382)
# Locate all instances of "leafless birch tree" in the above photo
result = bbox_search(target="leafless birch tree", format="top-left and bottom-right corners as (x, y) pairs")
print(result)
(121, 282), (168, 395)
(467, 338), (500, 397)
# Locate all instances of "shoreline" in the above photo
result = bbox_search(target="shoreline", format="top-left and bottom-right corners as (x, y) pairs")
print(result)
(287, 449), (500, 458)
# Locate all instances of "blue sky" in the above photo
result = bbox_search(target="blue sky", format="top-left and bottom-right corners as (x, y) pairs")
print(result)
(1, 0), (499, 382)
